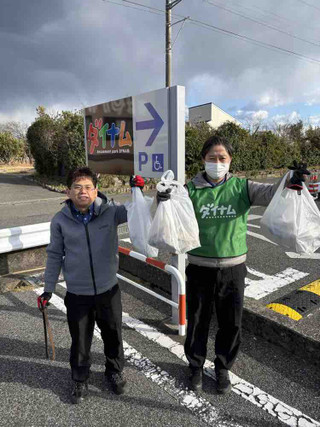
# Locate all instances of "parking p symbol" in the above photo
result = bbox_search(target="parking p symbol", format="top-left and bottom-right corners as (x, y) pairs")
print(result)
(139, 152), (148, 171)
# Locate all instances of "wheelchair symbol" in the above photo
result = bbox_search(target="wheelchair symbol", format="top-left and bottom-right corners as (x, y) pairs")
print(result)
(152, 154), (164, 172)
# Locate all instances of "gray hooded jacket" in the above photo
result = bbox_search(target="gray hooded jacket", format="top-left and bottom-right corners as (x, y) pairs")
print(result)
(44, 192), (127, 295)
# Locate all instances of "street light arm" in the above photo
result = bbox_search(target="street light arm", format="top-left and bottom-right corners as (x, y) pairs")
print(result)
(166, 0), (183, 10)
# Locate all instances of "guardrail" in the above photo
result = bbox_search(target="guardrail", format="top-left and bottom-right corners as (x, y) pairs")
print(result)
(118, 246), (186, 336)
(0, 223), (186, 335)
(0, 222), (50, 254)
(308, 174), (320, 199)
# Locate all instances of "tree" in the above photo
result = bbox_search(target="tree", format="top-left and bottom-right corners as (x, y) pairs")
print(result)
(214, 122), (250, 172)
(185, 122), (213, 178)
(0, 132), (25, 163)
(27, 107), (85, 176)
(0, 121), (31, 162)
(27, 108), (58, 175)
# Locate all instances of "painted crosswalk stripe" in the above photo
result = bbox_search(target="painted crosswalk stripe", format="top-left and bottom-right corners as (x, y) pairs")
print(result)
(33, 287), (242, 427)
(34, 282), (319, 427)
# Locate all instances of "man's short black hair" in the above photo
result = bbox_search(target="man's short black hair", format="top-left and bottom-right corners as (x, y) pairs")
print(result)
(67, 167), (98, 189)
(200, 135), (233, 159)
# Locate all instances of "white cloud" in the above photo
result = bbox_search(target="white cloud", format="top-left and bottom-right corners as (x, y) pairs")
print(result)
(306, 115), (320, 127)
(1, 0), (320, 125)
(235, 109), (269, 123)
(269, 111), (301, 126)
(257, 92), (287, 108)
(0, 108), (36, 126)
(188, 73), (229, 106)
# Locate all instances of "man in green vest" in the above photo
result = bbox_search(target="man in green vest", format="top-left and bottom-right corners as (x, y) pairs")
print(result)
(157, 135), (309, 394)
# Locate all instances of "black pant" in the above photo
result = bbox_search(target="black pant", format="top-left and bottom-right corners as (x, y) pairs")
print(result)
(64, 284), (124, 382)
(184, 263), (246, 371)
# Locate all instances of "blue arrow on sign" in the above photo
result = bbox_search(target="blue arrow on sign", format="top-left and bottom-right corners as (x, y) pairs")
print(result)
(136, 102), (164, 146)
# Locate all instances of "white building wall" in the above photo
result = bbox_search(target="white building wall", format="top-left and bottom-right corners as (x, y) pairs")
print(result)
(189, 104), (212, 124)
(189, 103), (237, 129)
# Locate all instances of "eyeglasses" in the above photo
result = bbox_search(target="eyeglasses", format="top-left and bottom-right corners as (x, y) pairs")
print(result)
(72, 185), (96, 193)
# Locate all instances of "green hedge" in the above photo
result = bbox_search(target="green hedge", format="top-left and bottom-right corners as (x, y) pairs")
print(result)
(185, 120), (320, 178)
(26, 107), (320, 179)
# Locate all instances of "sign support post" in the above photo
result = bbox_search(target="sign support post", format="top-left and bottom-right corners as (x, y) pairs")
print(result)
(169, 85), (185, 324)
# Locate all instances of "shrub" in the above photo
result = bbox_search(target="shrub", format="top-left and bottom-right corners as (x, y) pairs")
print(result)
(27, 108), (85, 176)
(0, 132), (25, 163)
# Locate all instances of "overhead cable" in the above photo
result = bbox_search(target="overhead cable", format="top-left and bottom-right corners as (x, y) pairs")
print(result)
(204, 0), (320, 48)
(102, 0), (320, 65)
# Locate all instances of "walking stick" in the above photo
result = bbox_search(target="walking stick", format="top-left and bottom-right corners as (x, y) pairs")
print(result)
(39, 302), (56, 361)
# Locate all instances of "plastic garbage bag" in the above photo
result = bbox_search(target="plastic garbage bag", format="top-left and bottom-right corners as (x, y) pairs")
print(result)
(148, 170), (200, 254)
(260, 171), (320, 253)
(126, 187), (158, 257)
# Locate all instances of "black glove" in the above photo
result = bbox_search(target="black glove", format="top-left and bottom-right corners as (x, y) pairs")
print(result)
(157, 188), (172, 203)
(129, 175), (145, 190)
(288, 161), (310, 190)
(37, 292), (52, 311)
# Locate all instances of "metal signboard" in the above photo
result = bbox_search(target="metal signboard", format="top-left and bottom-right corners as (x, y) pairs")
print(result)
(84, 96), (134, 175)
(132, 88), (168, 177)
(84, 86), (184, 179)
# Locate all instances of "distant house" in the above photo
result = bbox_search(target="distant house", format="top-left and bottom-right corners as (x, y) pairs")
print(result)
(189, 102), (237, 129)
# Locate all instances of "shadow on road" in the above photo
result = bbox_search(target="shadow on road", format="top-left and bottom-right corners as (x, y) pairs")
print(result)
(0, 173), (39, 187)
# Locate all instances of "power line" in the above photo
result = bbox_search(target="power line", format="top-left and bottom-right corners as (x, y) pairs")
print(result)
(204, 0), (320, 48)
(102, 0), (320, 65)
(226, 0), (297, 26)
(188, 17), (320, 65)
(295, 0), (320, 12)
(102, 0), (163, 16)
(227, 0), (320, 36)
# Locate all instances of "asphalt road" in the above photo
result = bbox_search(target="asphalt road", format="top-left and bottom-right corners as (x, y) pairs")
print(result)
(0, 278), (319, 427)
(0, 173), (147, 229)
(0, 172), (319, 426)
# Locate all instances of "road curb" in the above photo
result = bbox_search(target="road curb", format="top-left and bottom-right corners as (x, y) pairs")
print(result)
(23, 175), (158, 194)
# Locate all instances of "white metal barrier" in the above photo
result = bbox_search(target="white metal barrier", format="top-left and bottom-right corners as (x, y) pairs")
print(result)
(118, 246), (186, 336)
(0, 223), (186, 335)
(0, 222), (50, 254)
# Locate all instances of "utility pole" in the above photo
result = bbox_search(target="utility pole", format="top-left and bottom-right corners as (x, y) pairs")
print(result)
(165, 0), (183, 88)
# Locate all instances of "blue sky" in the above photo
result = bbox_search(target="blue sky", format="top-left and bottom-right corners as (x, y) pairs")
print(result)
(1, 0), (320, 128)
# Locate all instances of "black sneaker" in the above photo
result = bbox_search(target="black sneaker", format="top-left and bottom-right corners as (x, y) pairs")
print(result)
(215, 368), (231, 394)
(188, 367), (202, 391)
(106, 371), (127, 395)
(71, 381), (88, 404)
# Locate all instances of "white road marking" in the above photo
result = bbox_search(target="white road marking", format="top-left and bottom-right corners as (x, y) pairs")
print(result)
(33, 287), (242, 427)
(248, 214), (263, 221)
(247, 223), (260, 229)
(33, 284), (320, 427)
(285, 252), (320, 259)
(122, 313), (320, 427)
(245, 267), (309, 300)
(0, 197), (65, 206)
(247, 230), (278, 245)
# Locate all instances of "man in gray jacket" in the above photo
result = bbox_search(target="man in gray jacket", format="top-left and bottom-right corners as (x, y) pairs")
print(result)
(37, 167), (144, 403)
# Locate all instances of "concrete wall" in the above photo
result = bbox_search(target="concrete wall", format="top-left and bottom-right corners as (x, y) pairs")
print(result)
(189, 103), (237, 129)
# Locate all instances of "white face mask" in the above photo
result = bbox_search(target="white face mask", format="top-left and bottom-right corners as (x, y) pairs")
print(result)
(205, 162), (230, 180)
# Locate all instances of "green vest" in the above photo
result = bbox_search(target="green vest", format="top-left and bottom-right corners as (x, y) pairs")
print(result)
(187, 177), (251, 258)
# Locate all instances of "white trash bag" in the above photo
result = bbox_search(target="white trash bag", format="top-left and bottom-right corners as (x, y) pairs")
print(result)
(126, 187), (158, 257)
(260, 171), (320, 253)
(148, 170), (200, 254)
